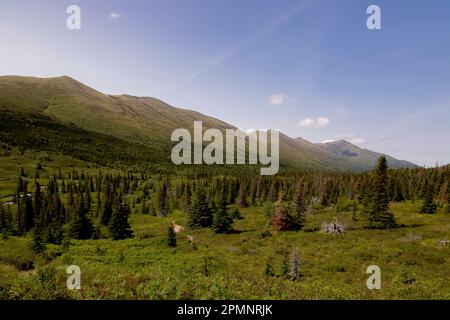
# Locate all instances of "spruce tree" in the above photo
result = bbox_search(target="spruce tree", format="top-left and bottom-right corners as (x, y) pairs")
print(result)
(32, 227), (46, 254)
(33, 181), (42, 222)
(23, 195), (34, 232)
(187, 186), (213, 229)
(366, 156), (397, 229)
(420, 185), (437, 214)
(101, 178), (112, 225)
(167, 223), (177, 247)
(109, 198), (134, 240)
(31, 208), (46, 254)
(157, 182), (169, 217)
(71, 198), (94, 240)
(212, 192), (233, 234)
(16, 177), (24, 234)
(270, 192), (292, 231)
(227, 181), (236, 205)
(290, 183), (306, 231)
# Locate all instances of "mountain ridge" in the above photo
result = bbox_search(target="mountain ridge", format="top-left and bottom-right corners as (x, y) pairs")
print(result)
(0, 75), (417, 172)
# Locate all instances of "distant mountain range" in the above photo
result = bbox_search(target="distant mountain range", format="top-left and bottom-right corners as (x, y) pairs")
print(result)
(0, 75), (417, 172)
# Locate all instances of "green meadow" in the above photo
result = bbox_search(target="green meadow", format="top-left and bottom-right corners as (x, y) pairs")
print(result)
(1, 202), (449, 300)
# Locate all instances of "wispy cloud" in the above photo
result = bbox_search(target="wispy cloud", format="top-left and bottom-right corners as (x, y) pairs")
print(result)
(316, 117), (330, 128)
(299, 118), (315, 127)
(109, 12), (121, 19)
(349, 137), (365, 144)
(323, 133), (365, 145)
(378, 135), (394, 141)
(269, 94), (287, 105)
(299, 117), (330, 128)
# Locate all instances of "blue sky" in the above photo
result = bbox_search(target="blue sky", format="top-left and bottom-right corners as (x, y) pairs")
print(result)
(1, 0), (450, 166)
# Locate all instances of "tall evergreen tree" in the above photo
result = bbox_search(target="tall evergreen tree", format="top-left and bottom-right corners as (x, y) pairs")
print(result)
(157, 182), (169, 217)
(187, 186), (213, 229)
(101, 178), (113, 225)
(109, 198), (134, 240)
(32, 227), (46, 254)
(15, 190), (23, 235)
(71, 198), (94, 240)
(227, 180), (236, 205)
(290, 183), (307, 231)
(420, 184), (437, 214)
(167, 223), (177, 247)
(366, 156), (397, 229)
(270, 192), (292, 231)
(33, 181), (42, 222)
(212, 191), (233, 234)
(23, 195), (34, 232)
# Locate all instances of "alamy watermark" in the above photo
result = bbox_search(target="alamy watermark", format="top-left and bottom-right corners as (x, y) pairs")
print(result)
(66, 265), (81, 290)
(66, 5), (81, 30)
(367, 5), (381, 30)
(171, 121), (279, 175)
(65, 4), (380, 31)
(366, 265), (381, 290)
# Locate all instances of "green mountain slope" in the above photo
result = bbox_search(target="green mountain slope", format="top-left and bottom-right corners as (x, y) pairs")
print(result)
(318, 140), (416, 171)
(0, 75), (417, 172)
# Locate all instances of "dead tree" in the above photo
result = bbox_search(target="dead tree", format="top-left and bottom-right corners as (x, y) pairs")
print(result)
(323, 217), (345, 234)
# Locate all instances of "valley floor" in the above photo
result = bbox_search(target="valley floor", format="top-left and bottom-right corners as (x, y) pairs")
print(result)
(1, 202), (449, 300)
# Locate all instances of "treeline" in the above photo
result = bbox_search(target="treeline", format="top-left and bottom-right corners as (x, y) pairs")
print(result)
(0, 172), (135, 252)
(1, 157), (449, 250)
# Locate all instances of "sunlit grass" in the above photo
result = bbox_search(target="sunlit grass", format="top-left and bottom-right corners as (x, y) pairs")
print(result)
(1, 201), (449, 299)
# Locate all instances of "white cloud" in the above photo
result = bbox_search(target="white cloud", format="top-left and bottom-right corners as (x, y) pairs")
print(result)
(323, 133), (365, 145)
(316, 117), (330, 128)
(378, 135), (394, 141)
(109, 12), (121, 19)
(349, 137), (366, 144)
(269, 94), (286, 105)
(299, 118), (315, 127)
(299, 117), (330, 128)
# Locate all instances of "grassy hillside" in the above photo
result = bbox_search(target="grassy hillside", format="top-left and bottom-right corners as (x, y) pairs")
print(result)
(0, 75), (231, 144)
(319, 140), (416, 171)
(0, 75), (417, 172)
(0, 110), (171, 170)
